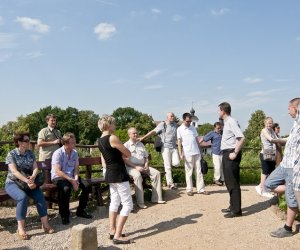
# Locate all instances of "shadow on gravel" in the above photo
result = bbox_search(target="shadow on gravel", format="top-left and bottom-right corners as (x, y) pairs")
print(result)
(129, 213), (202, 240)
(242, 196), (277, 216)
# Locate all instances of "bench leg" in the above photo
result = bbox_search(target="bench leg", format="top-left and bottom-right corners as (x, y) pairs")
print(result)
(95, 187), (104, 206)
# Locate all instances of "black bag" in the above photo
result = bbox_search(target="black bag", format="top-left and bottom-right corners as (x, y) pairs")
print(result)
(201, 158), (208, 174)
(154, 122), (166, 152)
(14, 171), (45, 191)
(154, 136), (163, 152)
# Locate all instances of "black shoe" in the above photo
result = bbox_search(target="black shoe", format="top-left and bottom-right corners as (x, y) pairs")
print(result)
(61, 217), (70, 225)
(224, 211), (242, 218)
(221, 207), (231, 213)
(109, 233), (126, 240)
(76, 210), (92, 219)
(113, 239), (131, 245)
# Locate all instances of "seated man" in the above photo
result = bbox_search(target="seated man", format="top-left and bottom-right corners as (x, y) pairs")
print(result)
(51, 132), (92, 225)
(124, 127), (166, 209)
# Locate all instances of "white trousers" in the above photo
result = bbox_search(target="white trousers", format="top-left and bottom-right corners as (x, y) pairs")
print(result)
(184, 154), (205, 193)
(109, 181), (133, 216)
(126, 166), (163, 205)
(161, 147), (178, 185)
(212, 154), (224, 181)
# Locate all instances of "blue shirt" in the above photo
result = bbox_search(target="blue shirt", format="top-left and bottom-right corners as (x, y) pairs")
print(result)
(5, 148), (35, 183)
(51, 146), (79, 180)
(203, 131), (222, 155)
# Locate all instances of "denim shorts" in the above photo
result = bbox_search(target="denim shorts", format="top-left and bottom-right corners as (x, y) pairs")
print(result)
(265, 166), (298, 208)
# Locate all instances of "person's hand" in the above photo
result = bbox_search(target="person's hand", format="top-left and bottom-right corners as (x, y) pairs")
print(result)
(143, 165), (149, 172)
(71, 179), (79, 191)
(28, 182), (37, 190)
(26, 176), (34, 184)
(135, 166), (144, 172)
(179, 154), (184, 160)
(54, 139), (61, 145)
(229, 152), (237, 160)
(137, 137), (143, 142)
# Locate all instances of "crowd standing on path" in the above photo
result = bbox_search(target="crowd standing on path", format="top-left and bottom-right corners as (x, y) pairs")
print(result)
(3, 98), (300, 245)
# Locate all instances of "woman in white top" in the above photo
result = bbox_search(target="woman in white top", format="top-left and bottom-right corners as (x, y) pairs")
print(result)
(255, 117), (278, 198)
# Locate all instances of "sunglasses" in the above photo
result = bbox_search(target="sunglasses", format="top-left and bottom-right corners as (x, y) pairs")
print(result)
(185, 120), (192, 123)
(21, 139), (30, 143)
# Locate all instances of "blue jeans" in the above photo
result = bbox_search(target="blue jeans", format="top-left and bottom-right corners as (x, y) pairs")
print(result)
(5, 181), (48, 221)
(265, 166), (298, 208)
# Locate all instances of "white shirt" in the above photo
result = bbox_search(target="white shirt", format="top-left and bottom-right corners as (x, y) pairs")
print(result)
(177, 124), (200, 156)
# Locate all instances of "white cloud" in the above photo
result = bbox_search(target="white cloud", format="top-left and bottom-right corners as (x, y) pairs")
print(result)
(170, 70), (191, 77)
(247, 88), (285, 97)
(172, 14), (184, 22)
(16, 17), (50, 34)
(0, 33), (17, 49)
(0, 53), (12, 62)
(144, 84), (163, 90)
(273, 78), (291, 82)
(0, 16), (4, 26)
(216, 86), (223, 90)
(96, 0), (120, 7)
(144, 69), (163, 79)
(243, 77), (263, 84)
(211, 8), (230, 16)
(151, 8), (162, 15)
(94, 22), (116, 40)
(26, 51), (44, 59)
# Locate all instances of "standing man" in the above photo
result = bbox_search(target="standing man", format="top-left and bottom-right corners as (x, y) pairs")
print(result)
(265, 98), (300, 238)
(140, 112), (178, 190)
(199, 122), (224, 186)
(51, 133), (92, 225)
(124, 128), (165, 209)
(37, 114), (62, 161)
(177, 113), (208, 196)
(219, 102), (245, 218)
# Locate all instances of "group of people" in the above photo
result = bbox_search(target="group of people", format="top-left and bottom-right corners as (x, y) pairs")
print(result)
(4, 97), (300, 243)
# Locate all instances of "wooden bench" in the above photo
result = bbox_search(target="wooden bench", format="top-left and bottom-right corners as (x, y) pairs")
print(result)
(0, 157), (108, 207)
(0, 162), (10, 202)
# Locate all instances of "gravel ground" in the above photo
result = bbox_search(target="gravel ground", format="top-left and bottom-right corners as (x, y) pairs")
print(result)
(1, 185), (300, 250)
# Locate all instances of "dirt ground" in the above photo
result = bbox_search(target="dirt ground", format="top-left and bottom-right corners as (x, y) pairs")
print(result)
(1, 185), (300, 250)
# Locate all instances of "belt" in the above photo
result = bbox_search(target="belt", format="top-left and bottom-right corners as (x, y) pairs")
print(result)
(222, 149), (235, 153)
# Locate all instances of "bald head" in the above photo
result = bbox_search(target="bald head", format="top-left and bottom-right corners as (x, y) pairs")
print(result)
(128, 127), (138, 141)
(166, 112), (175, 123)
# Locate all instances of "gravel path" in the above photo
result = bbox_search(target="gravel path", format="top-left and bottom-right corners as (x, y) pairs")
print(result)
(0, 185), (299, 250)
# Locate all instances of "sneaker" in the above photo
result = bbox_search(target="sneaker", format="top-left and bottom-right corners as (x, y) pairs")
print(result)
(168, 184), (177, 190)
(270, 227), (293, 238)
(187, 192), (194, 196)
(137, 204), (148, 209)
(214, 180), (223, 186)
(255, 185), (262, 196)
(76, 210), (93, 219)
(262, 192), (274, 198)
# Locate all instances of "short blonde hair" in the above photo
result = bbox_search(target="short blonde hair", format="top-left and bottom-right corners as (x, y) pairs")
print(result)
(62, 132), (76, 145)
(264, 117), (273, 124)
(98, 114), (116, 132)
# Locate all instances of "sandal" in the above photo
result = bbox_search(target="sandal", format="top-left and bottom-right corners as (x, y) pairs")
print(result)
(17, 230), (30, 240)
(43, 226), (55, 234)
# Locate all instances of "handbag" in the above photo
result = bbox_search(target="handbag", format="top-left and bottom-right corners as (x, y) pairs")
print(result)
(201, 158), (208, 174)
(263, 148), (276, 162)
(13, 171), (45, 191)
(171, 149), (180, 167)
(154, 136), (163, 152)
(154, 122), (166, 152)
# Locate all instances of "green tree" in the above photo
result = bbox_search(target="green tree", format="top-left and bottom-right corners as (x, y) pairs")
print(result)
(112, 107), (143, 129)
(244, 110), (266, 148)
(198, 123), (214, 136)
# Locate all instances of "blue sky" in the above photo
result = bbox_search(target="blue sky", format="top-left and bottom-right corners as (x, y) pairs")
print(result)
(0, 0), (300, 135)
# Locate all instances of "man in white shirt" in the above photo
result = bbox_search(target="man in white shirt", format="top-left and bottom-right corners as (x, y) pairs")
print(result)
(177, 113), (208, 196)
(124, 127), (166, 209)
